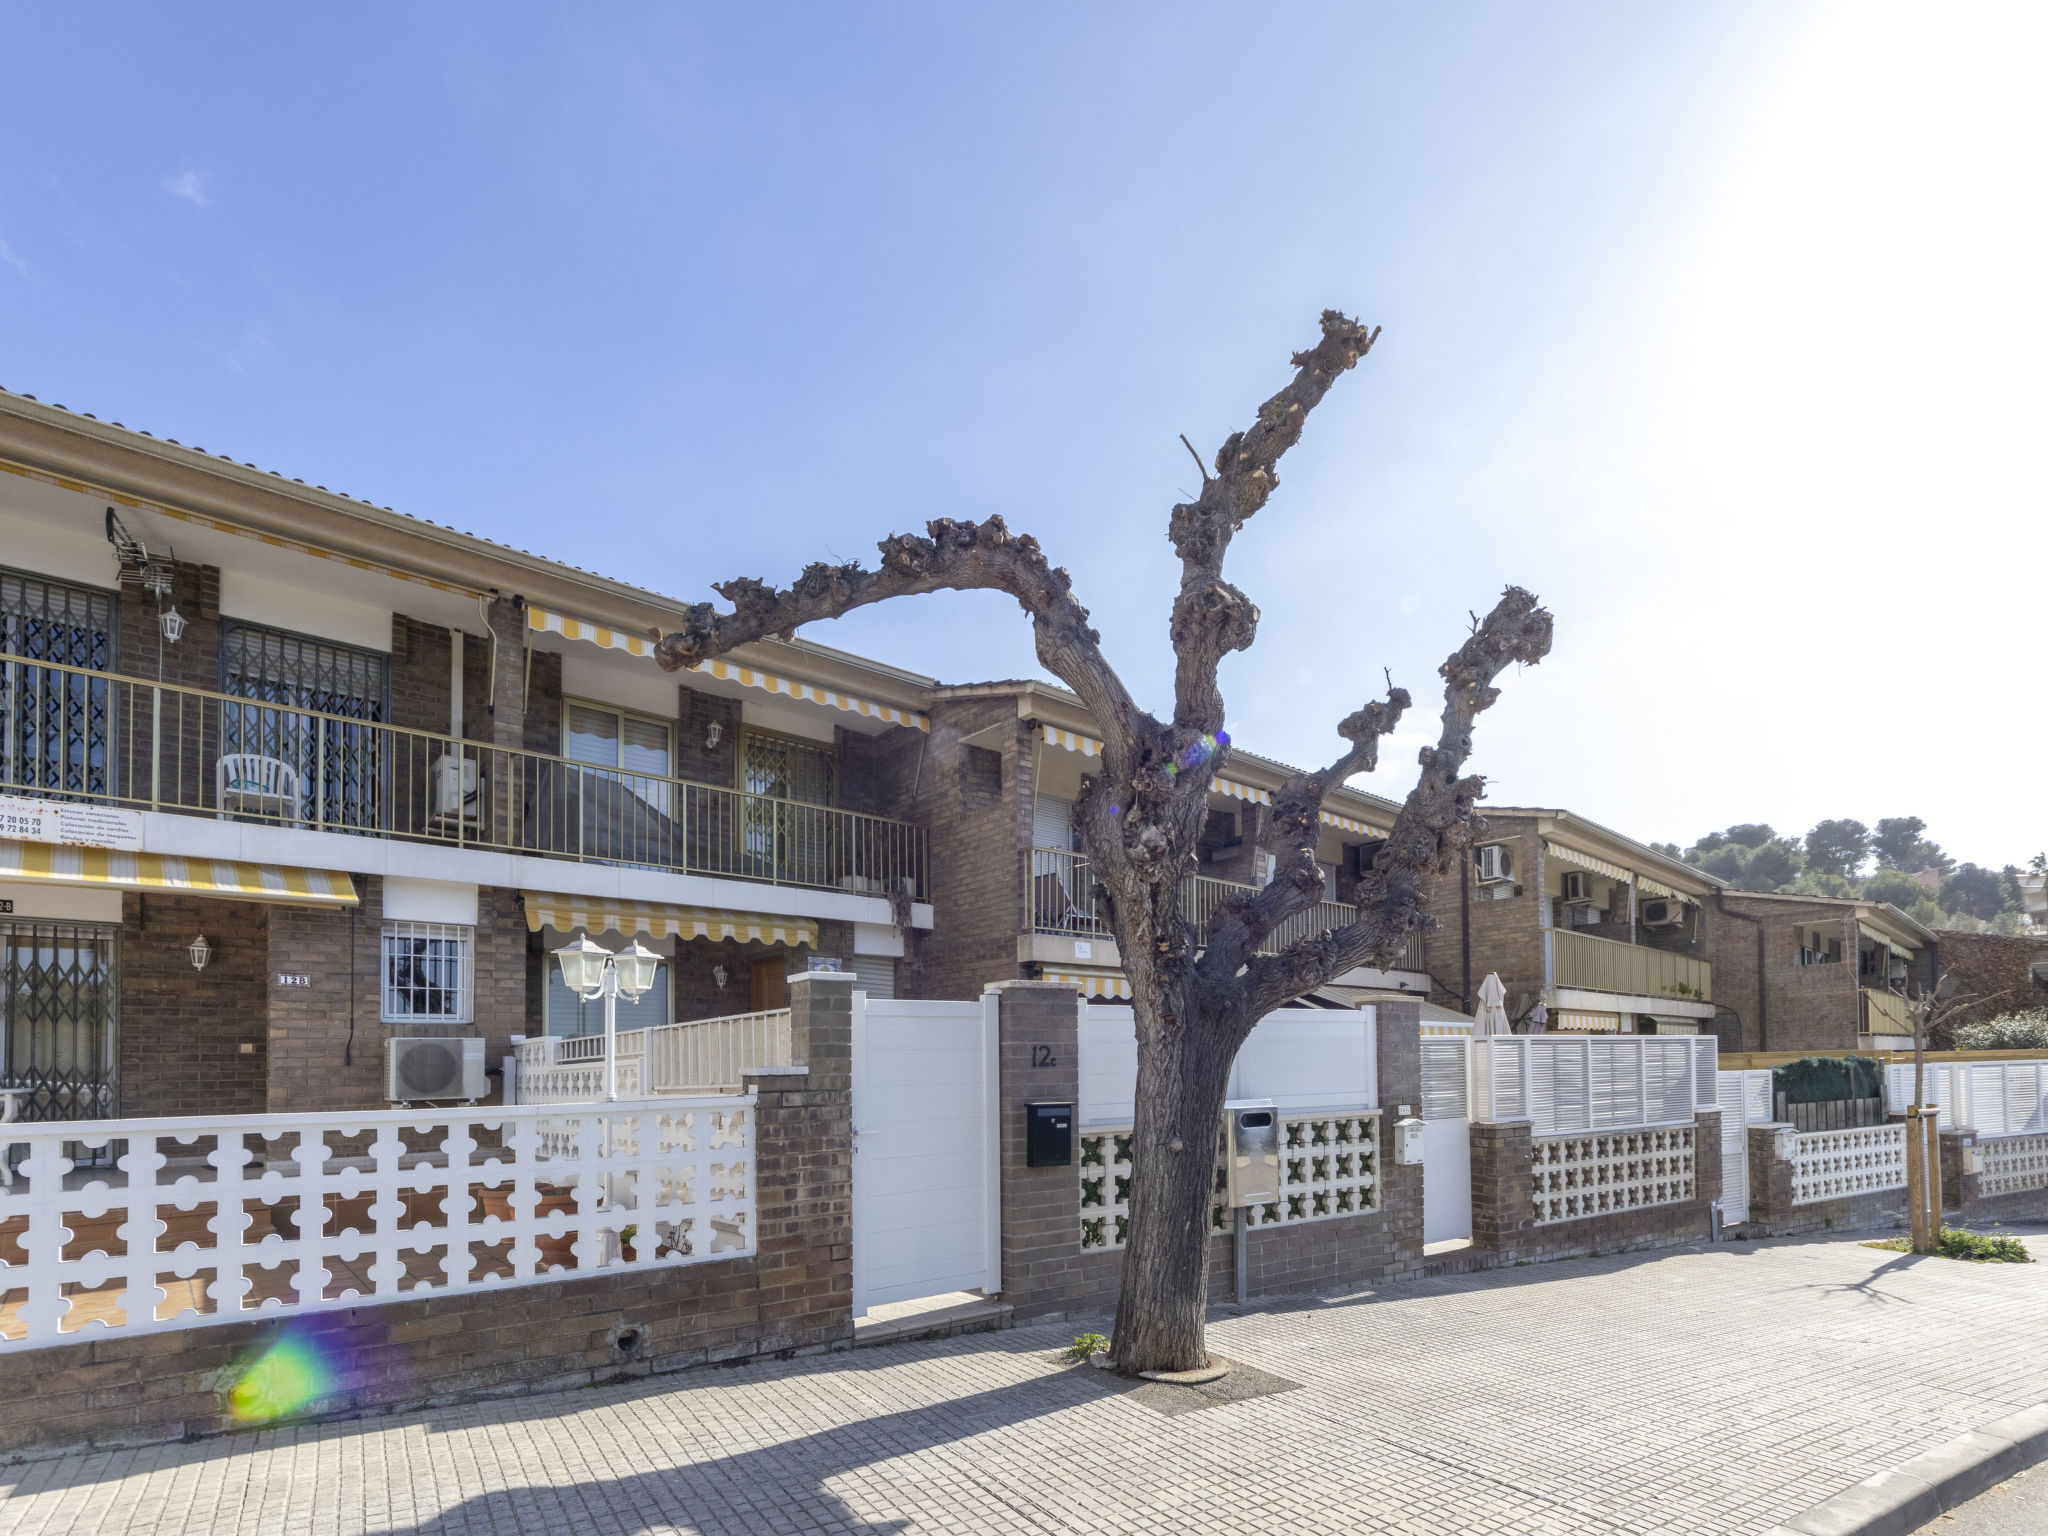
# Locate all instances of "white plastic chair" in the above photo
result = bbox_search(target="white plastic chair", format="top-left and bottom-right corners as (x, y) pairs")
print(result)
(216, 753), (302, 824)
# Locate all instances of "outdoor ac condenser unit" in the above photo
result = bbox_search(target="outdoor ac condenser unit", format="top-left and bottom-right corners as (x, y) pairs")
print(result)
(1475, 844), (1513, 883)
(386, 1037), (486, 1102)
(1560, 871), (1591, 902)
(432, 755), (480, 821)
(1642, 899), (1685, 928)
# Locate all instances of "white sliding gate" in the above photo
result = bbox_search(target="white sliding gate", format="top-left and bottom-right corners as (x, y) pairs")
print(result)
(850, 994), (1000, 1315)
(1419, 1039), (1472, 1243)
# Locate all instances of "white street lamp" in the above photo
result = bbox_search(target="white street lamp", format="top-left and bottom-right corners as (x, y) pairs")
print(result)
(554, 935), (664, 1101)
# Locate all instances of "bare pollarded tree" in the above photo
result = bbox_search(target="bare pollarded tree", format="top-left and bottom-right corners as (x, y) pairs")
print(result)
(655, 311), (1553, 1374)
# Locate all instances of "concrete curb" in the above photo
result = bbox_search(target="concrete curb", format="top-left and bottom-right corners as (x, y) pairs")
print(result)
(1765, 1404), (2048, 1536)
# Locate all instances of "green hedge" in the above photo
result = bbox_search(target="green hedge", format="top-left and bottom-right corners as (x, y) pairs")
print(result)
(1772, 1054), (1884, 1104)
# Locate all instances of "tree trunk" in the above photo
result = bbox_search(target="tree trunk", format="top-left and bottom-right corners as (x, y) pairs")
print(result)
(1110, 985), (1242, 1375)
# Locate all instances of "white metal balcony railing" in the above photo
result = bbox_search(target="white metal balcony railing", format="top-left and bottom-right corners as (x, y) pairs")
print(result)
(0, 652), (927, 900)
(0, 1097), (755, 1350)
(515, 1008), (794, 1103)
(1029, 848), (1424, 970)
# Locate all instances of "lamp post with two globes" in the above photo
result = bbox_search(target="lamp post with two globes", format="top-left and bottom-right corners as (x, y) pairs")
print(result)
(552, 935), (663, 1101)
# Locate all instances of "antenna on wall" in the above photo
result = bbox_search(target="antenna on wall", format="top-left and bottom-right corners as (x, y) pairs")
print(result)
(106, 506), (184, 676)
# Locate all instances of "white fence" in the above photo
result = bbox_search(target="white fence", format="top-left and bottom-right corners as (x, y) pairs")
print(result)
(0, 1098), (753, 1349)
(514, 1009), (794, 1104)
(1884, 1060), (2048, 1137)
(1078, 1109), (1379, 1251)
(1470, 1035), (1719, 1135)
(1531, 1126), (1696, 1225)
(1790, 1124), (1906, 1205)
(1078, 1003), (1377, 1125)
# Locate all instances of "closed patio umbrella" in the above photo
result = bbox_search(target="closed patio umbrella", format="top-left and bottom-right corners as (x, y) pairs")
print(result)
(1475, 972), (1512, 1038)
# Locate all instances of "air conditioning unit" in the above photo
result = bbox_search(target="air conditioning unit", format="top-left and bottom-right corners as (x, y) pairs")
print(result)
(1560, 871), (1591, 903)
(432, 755), (481, 822)
(386, 1036), (486, 1102)
(1642, 899), (1685, 929)
(1562, 901), (1601, 928)
(1475, 844), (1513, 883)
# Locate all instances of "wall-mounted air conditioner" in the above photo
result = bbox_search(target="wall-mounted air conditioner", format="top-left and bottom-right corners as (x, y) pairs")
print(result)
(386, 1036), (486, 1102)
(432, 755), (481, 822)
(1642, 899), (1685, 929)
(1475, 844), (1513, 883)
(1560, 871), (1591, 903)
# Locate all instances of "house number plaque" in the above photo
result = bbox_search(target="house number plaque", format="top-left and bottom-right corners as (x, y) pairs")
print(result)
(275, 974), (311, 988)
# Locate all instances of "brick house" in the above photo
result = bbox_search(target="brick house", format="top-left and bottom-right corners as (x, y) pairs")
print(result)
(0, 392), (943, 1126)
(1412, 808), (1722, 1036)
(1922, 928), (2048, 1040)
(1705, 891), (1937, 1054)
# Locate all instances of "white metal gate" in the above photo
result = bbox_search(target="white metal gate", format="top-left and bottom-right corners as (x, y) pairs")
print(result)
(1716, 1069), (1772, 1226)
(850, 994), (1000, 1314)
(1420, 1039), (1471, 1243)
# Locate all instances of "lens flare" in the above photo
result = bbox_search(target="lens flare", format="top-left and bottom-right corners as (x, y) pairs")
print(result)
(228, 1331), (336, 1423)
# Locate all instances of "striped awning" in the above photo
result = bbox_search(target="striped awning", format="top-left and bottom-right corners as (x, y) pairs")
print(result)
(522, 891), (817, 948)
(526, 606), (929, 731)
(1545, 840), (1688, 902)
(0, 839), (358, 906)
(1860, 926), (1918, 963)
(1550, 1008), (1624, 1034)
(1419, 1020), (1473, 1037)
(1322, 810), (1391, 836)
(1036, 725), (1102, 757)
(1043, 967), (1132, 999)
(1211, 777), (1271, 805)
(1638, 877), (1682, 901)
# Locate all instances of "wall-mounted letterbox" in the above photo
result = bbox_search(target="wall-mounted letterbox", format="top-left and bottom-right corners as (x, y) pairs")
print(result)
(1027, 1101), (1073, 1167)
(1224, 1099), (1281, 1206)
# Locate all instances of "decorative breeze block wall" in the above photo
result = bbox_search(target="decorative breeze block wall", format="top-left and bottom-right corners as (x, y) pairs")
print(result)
(1975, 1134), (2048, 1199)
(1790, 1124), (1906, 1205)
(1078, 1111), (1379, 1252)
(1531, 1126), (1695, 1225)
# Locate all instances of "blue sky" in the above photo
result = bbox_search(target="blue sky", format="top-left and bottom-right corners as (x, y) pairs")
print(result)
(2, 4), (2041, 867)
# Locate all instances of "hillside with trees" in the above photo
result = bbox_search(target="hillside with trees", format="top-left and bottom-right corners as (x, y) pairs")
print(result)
(1647, 818), (2045, 935)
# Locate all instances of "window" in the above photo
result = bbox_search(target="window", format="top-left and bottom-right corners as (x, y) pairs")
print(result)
(381, 922), (473, 1023)
(2, 567), (117, 800)
(565, 700), (673, 781)
(850, 954), (896, 999)
(1, 919), (119, 1121)
(220, 621), (388, 828)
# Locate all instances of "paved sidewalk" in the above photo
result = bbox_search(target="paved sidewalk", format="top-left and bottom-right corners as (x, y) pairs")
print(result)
(3, 1231), (2046, 1536)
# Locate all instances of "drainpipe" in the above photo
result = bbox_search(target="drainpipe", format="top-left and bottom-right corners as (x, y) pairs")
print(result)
(448, 628), (464, 740)
(1460, 854), (1472, 1015)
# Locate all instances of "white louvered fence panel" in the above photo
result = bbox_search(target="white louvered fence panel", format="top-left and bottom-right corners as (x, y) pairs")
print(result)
(1472, 1035), (1716, 1135)
(1419, 1041), (1468, 1122)
(1790, 1124), (1906, 1205)
(0, 1097), (753, 1350)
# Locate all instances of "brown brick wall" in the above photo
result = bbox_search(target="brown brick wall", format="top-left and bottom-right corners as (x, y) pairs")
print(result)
(0, 979), (856, 1460)
(118, 557), (219, 692)
(911, 698), (1030, 1000)
(1930, 931), (2048, 1041)
(1419, 815), (1546, 1017)
(1743, 1123), (1908, 1237)
(996, 990), (1429, 1321)
(1472, 1111), (1721, 1263)
(674, 681), (740, 788)
(1712, 897), (1865, 1053)
(119, 892), (269, 1118)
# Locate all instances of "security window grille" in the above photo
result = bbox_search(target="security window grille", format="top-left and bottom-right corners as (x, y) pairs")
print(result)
(740, 730), (837, 885)
(220, 621), (388, 828)
(381, 923), (474, 1024)
(1, 920), (119, 1122)
(1, 567), (117, 801)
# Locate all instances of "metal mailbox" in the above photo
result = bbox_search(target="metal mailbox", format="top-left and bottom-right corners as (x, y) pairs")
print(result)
(1224, 1099), (1281, 1206)
(1026, 1101), (1073, 1167)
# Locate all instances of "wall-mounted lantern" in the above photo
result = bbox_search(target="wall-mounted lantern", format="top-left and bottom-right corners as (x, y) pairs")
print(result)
(188, 934), (213, 972)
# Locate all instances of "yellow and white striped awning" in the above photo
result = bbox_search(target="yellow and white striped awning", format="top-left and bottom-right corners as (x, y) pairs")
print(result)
(0, 457), (488, 600)
(1638, 876), (1683, 901)
(1043, 967), (1132, 999)
(1035, 724), (1102, 757)
(522, 892), (817, 948)
(1321, 810), (1391, 836)
(1211, 777), (1271, 805)
(1419, 1020), (1473, 1037)
(1545, 840), (1689, 902)
(0, 839), (358, 906)
(1550, 1009), (1624, 1033)
(526, 606), (929, 731)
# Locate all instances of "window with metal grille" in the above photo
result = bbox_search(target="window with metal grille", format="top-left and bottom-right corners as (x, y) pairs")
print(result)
(1, 567), (117, 801)
(220, 621), (388, 828)
(381, 922), (473, 1023)
(1, 919), (119, 1121)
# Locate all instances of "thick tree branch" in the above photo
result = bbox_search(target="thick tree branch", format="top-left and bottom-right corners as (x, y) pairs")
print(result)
(1167, 311), (1380, 731)
(1236, 586), (1553, 1017)
(652, 515), (1151, 784)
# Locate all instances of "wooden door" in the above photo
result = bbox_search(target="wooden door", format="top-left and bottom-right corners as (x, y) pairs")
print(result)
(750, 956), (788, 1013)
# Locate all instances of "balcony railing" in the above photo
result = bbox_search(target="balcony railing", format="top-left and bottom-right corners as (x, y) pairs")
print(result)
(1027, 848), (1424, 970)
(1550, 928), (1712, 1003)
(0, 653), (926, 900)
(1861, 987), (1912, 1037)
(514, 1008), (794, 1101)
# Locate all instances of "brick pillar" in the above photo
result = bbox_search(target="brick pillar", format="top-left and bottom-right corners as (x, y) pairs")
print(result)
(1471, 1121), (1533, 1256)
(1374, 1000), (1425, 1266)
(1748, 1123), (1794, 1230)
(743, 971), (855, 1352)
(482, 596), (527, 846)
(1939, 1128), (1975, 1216)
(993, 980), (1083, 1318)
(1695, 1106), (1724, 1221)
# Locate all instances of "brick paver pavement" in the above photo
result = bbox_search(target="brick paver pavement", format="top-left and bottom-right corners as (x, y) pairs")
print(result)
(4, 1230), (2047, 1536)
